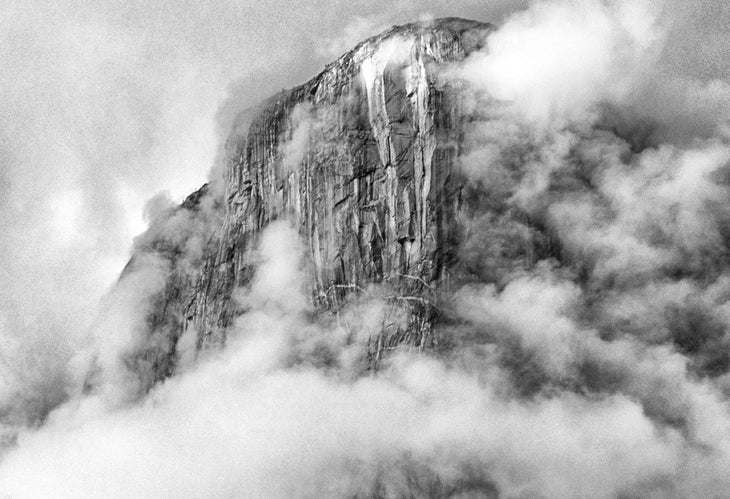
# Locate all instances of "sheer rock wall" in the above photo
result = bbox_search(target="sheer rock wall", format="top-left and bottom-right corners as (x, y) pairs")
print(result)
(124, 18), (492, 387)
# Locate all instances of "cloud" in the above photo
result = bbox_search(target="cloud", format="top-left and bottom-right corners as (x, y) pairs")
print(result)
(2, 0), (730, 497)
(450, 0), (663, 129)
(0, 211), (729, 497)
(0, 224), (695, 497)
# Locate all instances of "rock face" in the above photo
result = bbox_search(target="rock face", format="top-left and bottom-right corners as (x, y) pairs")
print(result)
(124, 18), (493, 387)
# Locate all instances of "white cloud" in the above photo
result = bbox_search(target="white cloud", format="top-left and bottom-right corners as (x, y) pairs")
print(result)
(2, 0), (730, 496)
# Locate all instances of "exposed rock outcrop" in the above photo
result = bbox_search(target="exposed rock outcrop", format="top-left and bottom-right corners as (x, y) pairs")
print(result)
(122, 18), (496, 388)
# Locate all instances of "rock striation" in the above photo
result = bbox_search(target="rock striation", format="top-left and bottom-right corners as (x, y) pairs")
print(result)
(122, 18), (495, 387)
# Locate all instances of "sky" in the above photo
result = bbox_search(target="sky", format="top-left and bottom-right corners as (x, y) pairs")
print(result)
(1, 0), (730, 497)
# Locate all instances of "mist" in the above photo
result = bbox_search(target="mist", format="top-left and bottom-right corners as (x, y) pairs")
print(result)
(2, 0), (730, 497)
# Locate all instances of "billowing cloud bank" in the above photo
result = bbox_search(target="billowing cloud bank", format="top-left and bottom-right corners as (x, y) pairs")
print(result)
(2, 0), (730, 497)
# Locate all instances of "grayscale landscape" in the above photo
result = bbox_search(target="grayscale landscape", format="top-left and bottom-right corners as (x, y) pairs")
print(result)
(1, 1), (730, 497)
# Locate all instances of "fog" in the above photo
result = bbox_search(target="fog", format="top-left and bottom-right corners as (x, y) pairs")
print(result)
(1, 0), (730, 497)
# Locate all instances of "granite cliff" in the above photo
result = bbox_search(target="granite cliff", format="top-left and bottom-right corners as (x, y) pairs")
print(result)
(6, 6), (730, 497)
(118, 18), (507, 389)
